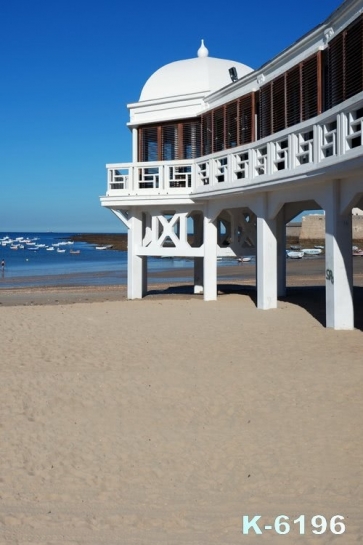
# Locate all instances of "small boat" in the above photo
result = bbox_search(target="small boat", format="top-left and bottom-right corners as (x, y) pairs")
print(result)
(70, 250), (81, 254)
(314, 245), (324, 249)
(237, 256), (252, 262)
(46, 246), (55, 251)
(290, 245), (301, 250)
(353, 249), (363, 256)
(302, 248), (322, 255)
(287, 251), (304, 259)
(95, 245), (113, 250)
(56, 248), (66, 253)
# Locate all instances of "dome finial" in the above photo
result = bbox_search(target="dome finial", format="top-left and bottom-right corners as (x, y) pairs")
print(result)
(197, 39), (209, 58)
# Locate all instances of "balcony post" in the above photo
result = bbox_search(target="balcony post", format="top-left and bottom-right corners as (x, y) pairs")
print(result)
(323, 180), (354, 329)
(127, 208), (147, 299)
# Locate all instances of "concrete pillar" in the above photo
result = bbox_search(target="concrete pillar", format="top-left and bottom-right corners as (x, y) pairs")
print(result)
(127, 210), (147, 299)
(256, 198), (278, 309)
(203, 214), (218, 301)
(193, 213), (204, 294)
(324, 182), (354, 329)
(276, 208), (287, 297)
(194, 257), (204, 294)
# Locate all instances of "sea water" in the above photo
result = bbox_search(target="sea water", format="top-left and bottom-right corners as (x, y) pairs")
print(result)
(0, 232), (251, 289)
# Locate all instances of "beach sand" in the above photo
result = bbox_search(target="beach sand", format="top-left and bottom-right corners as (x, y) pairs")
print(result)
(0, 262), (363, 544)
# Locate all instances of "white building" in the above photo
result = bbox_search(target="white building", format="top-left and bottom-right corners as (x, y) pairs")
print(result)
(100, 0), (363, 330)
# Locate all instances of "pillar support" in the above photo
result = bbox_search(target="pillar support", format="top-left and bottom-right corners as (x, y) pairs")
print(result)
(203, 213), (218, 301)
(276, 207), (287, 297)
(127, 209), (147, 299)
(324, 181), (354, 329)
(256, 196), (278, 309)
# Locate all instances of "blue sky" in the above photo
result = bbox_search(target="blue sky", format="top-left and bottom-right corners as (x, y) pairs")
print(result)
(0, 0), (342, 233)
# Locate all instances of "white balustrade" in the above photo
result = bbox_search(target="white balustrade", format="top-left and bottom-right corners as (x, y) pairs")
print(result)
(105, 95), (363, 197)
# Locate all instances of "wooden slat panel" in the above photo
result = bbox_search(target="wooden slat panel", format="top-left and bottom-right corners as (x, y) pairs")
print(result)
(240, 94), (253, 144)
(272, 74), (286, 133)
(328, 33), (345, 108)
(286, 65), (301, 126)
(259, 83), (272, 138)
(345, 16), (363, 99)
(226, 101), (238, 148)
(302, 54), (318, 121)
(202, 113), (213, 156)
(213, 107), (225, 152)
(183, 121), (201, 159)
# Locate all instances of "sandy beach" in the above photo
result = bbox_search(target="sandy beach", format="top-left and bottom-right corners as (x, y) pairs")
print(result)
(1, 260), (363, 544)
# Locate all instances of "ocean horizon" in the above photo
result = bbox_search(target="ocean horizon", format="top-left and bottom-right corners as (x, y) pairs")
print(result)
(1, 232), (245, 289)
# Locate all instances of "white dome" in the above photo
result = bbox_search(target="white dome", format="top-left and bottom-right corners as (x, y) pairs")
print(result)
(139, 42), (253, 102)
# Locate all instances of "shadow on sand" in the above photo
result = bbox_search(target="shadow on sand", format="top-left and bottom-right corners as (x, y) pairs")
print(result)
(146, 283), (363, 331)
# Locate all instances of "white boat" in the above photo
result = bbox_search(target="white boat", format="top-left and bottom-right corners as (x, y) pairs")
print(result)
(56, 248), (66, 253)
(302, 248), (322, 255)
(287, 250), (304, 259)
(237, 257), (252, 262)
(95, 245), (113, 250)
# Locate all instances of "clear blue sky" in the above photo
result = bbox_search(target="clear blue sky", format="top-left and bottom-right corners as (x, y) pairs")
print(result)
(0, 0), (342, 233)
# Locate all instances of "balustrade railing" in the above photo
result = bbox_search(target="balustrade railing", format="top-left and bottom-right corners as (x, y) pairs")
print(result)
(105, 94), (363, 197)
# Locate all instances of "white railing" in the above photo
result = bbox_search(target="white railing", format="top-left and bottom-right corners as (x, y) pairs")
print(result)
(105, 93), (363, 198)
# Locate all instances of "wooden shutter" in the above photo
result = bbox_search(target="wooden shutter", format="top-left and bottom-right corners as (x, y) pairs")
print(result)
(345, 16), (363, 99)
(327, 33), (345, 108)
(161, 125), (177, 160)
(213, 107), (225, 152)
(202, 112), (212, 155)
(183, 121), (201, 159)
(226, 101), (238, 148)
(302, 55), (318, 121)
(240, 94), (253, 144)
(286, 66), (301, 126)
(259, 83), (272, 139)
(272, 75), (286, 133)
(139, 127), (158, 162)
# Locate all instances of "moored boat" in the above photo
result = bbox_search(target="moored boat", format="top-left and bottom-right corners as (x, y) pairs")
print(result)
(302, 248), (322, 255)
(287, 250), (304, 259)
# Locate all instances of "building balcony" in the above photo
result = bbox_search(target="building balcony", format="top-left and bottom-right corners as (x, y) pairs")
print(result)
(104, 93), (363, 202)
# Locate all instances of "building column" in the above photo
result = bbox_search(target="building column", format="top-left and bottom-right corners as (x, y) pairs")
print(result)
(324, 182), (354, 329)
(203, 213), (217, 301)
(256, 198), (278, 309)
(127, 209), (147, 299)
(276, 208), (287, 297)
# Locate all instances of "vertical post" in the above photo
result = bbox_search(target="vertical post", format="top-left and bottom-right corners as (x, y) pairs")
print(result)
(127, 209), (146, 299)
(203, 211), (218, 301)
(192, 213), (204, 294)
(132, 128), (138, 162)
(276, 207), (286, 297)
(324, 181), (354, 329)
(256, 195), (277, 309)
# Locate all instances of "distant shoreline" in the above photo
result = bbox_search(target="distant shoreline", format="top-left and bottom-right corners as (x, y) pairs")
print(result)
(69, 233), (128, 250)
